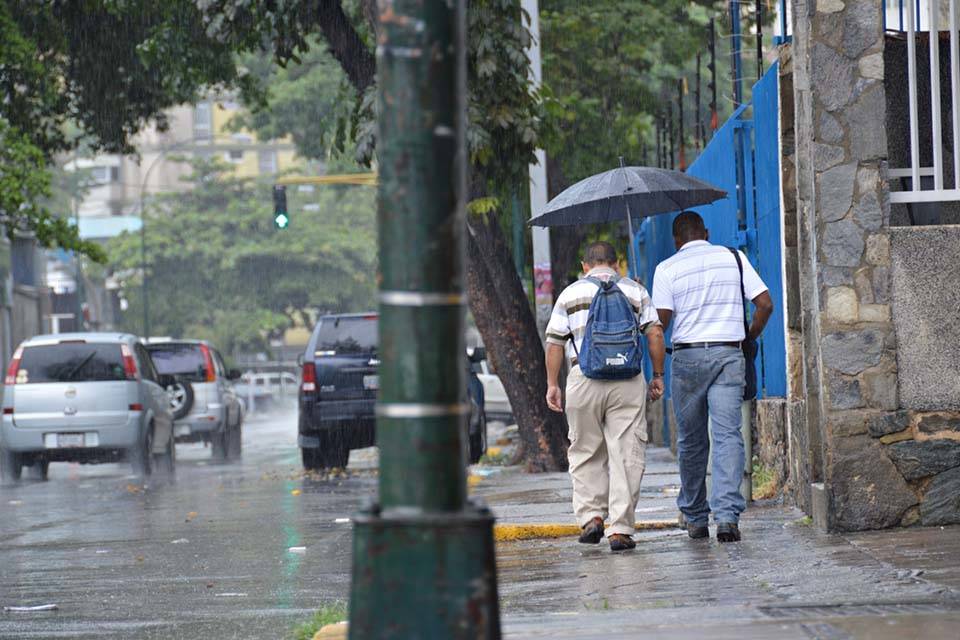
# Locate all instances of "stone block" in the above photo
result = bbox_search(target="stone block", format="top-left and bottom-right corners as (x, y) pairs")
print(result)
(821, 329), (884, 375)
(845, 85), (887, 160)
(880, 430), (913, 444)
(828, 375), (863, 410)
(825, 286), (859, 323)
(756, 399), (788, 484)
(811, 482), (829, 531)
(853, 268), (874, 304)
(818, 111), (845, 144)
(813, 43), (856, 111)
(886, 439), (960, 480)
(865, 234), (889, 266)
(843, 0), (882, 59)
(890, 227), (960, 410)
(821, 266), (855, 287)
(859, 304), (889, 323)
(864, 370), (898, 410)
(817, 0), (844, 13)
(858, 52), (883, 80)
(814, 143), (846, 171)
(831, 437), (918, 530)
(900, 505), (921, 527)
(920, 466), (960, 526)
(821, 219), (865, 267)
(852, 192), (882, 231)
(872, 266), (889, 303)
(917, 413), (960, 434)
(830, 411), (868, 437)
(817, 162), (857, 222)
(856, 165), (880, 195)
(868, 410), (911, 437)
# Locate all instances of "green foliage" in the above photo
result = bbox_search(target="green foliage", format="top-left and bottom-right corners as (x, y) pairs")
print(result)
(290, 603), (347, 640)
(107, 159), (377, 354)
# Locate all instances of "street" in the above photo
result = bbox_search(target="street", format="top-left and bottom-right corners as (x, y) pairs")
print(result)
(0, 403), (373, 639)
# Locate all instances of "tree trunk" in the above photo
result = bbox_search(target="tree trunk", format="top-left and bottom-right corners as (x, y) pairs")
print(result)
(466, 211), (568, 471)
(546, 154), (584, 291)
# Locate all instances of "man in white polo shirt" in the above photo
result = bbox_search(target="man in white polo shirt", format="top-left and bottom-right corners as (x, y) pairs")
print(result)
(544, 241), (666, 552)
(652, 212), (773, 543)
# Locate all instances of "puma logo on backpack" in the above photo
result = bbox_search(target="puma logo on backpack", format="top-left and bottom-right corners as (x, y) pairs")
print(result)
(576, 276), (643, 380)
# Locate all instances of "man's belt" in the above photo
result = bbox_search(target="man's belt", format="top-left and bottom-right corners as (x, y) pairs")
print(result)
(672, 341), (742, 351)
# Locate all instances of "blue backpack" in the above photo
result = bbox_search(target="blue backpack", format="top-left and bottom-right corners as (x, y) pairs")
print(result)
(575, 276), (644, 380)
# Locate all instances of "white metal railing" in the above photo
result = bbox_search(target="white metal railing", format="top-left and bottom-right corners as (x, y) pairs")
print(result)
(887, 0), (960, 204)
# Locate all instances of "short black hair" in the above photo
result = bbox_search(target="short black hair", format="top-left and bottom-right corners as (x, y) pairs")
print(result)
(583, 241), (618, 266)
(672, 211), (707, 241)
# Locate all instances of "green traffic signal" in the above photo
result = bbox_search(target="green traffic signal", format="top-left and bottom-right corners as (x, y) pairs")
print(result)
(272, 185), (289, 230)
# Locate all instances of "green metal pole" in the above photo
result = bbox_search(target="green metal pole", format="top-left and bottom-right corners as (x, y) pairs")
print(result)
(348, 0), (500, 637)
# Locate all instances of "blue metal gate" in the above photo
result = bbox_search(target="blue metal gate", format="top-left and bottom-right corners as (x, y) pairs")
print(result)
(634, 64), (787, 440)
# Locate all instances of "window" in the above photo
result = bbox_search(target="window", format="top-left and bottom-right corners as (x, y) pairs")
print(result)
(18, 343), (127, 383)
(146, 343), (210, 382)
(225, 149), (244, 163)
(193, 102), (212, 141)
(135, 344), (158, 383)
(258, 150), (277, 174)
(315, 316), (378, 355)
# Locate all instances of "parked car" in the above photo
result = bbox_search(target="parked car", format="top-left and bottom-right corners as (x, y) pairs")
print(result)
(0, 332), (175, 481)
(298, 313), (487, 470)
(234, 371), (298, 409)
(144, 339), (244, 460)
(468, 346), (513, 423)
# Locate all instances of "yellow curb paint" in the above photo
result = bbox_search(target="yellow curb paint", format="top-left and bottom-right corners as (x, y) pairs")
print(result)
(493, 520), (677, 542)
(485, 446), (502, 457)
(291, 489), (302, 496)
(313, 622), (348, 640)
(467, 474), (482, 488)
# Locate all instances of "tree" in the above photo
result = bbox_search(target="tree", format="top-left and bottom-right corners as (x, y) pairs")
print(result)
(106, 159), (377, 354)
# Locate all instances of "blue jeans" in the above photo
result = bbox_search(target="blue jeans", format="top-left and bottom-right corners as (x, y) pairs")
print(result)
(671, 345), (746, 525)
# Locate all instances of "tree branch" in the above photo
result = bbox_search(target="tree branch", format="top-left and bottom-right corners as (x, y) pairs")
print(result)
(317, 0), (376, 92)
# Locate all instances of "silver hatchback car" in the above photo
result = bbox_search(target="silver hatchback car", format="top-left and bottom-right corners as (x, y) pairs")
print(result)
(0, 333), (175, 481)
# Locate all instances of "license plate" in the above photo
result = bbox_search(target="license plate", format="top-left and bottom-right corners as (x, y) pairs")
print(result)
(57, 433), (85, 448)
(363, 375), (379, 390)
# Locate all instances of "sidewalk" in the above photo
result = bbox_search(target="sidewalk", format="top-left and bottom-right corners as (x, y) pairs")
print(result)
(472, 447), (960, 639)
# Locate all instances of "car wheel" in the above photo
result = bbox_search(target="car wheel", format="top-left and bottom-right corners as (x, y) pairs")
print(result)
(469, 409), (487, 464)
(156, 432), (176, 475)
(319, 430), (349, 469)
(0, 448), (23, 482)
(301, 446), (322, 471)
(26, 459), (49, 481)
(131, 424), (154, 476)
(211, 426), (228, 461)
(166, 381), (195, 420)
(227, 419), (242, 460)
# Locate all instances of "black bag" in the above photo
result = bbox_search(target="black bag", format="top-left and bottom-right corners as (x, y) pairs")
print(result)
(729, 248), (758, 401)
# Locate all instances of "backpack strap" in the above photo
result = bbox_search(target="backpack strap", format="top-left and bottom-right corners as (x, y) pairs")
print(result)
(728, 248), (750, 336)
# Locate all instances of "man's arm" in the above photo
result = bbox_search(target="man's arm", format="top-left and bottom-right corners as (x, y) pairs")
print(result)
(748, 291), (774, 340)
(656, 308), (673, 332)
(645, 324), (666, 401)
(545, 343), (565, 413)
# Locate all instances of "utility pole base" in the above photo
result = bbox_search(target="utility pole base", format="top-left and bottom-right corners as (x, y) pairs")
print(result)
(348, 501), (501, 639)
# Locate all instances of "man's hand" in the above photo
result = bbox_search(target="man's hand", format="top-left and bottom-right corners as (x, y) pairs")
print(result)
(648, 377), (665, 402)
(546, 384), (564, 413)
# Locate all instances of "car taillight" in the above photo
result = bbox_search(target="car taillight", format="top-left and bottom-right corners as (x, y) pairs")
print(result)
(199, 344), (216, 382)
(4, 347), (23, 385)
(129, 403), (143, 411)
(3, 407), (13, 415)
(302, 361), (317, 393)
(120, 344), (139, 380)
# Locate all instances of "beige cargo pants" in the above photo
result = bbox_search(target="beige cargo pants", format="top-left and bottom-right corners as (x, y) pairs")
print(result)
(565, 365), (648, 537)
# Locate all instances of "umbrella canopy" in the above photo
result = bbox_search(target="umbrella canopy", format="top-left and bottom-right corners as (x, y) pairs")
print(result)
(529, 166), (727, 228)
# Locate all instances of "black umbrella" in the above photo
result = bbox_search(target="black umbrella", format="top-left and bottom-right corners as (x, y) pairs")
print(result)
(529, 161), (727, 269)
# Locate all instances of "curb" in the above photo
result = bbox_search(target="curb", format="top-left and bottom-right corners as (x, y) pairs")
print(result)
(494, 520), (678, 542)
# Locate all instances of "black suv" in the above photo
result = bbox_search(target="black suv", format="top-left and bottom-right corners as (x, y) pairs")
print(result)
(298, 313), (487, 469)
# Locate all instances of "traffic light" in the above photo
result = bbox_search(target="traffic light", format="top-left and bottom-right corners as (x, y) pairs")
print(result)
(272, 185), (289, 229)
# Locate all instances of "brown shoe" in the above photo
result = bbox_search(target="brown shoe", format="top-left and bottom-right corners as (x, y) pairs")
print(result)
(578, 517), (604, 544)
(608, 533), (636, 551)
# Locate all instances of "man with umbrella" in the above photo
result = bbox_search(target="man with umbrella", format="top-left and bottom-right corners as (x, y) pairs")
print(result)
(544, 241), (666, 552)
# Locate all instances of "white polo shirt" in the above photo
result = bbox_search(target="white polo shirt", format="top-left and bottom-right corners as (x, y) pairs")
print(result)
(545, 266), (660, 361)
(651, 240), (767, 344)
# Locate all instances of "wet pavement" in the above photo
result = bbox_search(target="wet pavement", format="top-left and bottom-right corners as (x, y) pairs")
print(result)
(0, 403), (375, 639)
(3, 412), (960, 639)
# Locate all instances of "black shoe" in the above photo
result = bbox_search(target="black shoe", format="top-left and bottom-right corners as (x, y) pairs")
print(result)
(608, 533), (636, 551)
(687, 523), (709, 539)
(578, 517), (604, 544)
(716, 522), (741, 543)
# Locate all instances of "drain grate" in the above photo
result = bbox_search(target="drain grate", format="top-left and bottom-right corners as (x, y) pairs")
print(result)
(759, 601), (955, 620)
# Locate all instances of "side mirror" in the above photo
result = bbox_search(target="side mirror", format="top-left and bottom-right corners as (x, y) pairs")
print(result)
(227, 369), (243, 381)
(468, 346), (487, 363)
(158, 374), (177, 388)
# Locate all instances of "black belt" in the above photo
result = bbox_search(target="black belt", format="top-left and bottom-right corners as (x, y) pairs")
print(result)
(672, 341), (741, 351)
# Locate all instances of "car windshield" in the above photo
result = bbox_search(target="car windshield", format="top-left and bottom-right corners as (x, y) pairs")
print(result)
(18, 343), (126, 383)
(146, 344), (209, 381)
(315, 316), (377, 355)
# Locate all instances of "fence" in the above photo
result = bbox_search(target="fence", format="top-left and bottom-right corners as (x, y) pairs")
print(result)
(633, 64), (787, 441)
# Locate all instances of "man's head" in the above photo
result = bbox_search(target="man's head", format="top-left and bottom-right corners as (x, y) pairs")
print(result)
(672, 211), (709, 249)
(581, 241), (618, 272)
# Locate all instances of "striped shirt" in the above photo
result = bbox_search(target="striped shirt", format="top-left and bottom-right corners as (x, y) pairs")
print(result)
(545, 266), (660, 361)
(651, 240), (767, 344)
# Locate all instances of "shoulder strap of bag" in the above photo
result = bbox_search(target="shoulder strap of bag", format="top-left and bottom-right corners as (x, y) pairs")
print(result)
(728, 247), (750, 336)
